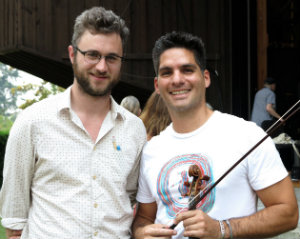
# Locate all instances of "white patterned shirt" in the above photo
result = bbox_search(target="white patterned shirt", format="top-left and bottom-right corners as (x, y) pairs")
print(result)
(0, 87), (147, 239)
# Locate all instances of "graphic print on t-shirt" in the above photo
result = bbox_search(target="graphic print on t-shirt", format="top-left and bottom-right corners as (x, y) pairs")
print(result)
(157, 153), (215, 218)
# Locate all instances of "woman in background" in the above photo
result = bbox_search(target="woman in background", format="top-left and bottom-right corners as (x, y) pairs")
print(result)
(140, 92), (171, 140)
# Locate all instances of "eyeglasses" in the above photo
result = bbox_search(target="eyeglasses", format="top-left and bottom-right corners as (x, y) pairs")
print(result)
(74, 46), (124, 65)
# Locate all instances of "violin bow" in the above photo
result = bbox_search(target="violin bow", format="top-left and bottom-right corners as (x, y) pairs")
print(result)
(170, 99), (300, 230)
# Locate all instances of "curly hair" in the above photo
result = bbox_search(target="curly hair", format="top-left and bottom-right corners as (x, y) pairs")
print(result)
(71, 6), (129, 50)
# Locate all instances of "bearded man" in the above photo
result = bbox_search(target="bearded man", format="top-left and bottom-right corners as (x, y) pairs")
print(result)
(0, 6), (146, 239)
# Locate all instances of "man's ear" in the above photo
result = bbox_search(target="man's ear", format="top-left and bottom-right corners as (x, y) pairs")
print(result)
(68, 45), (75, 64)
(204, 70), (211, 88)
(154, 77), (160, 95)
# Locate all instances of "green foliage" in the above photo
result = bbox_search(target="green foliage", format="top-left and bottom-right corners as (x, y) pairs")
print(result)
(0, 62), (64, 134)
(0, 63), (20, 116)
(0, 115), (14, 133)
(12, 81), (65, 110)
(0, 222), (5, 239)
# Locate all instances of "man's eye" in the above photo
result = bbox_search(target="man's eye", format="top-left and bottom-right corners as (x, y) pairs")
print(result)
(105, 55), (118, 62)
(160, 71), (171, 77)
(86, 52), (99, 59)
(183, 68), (194, 73)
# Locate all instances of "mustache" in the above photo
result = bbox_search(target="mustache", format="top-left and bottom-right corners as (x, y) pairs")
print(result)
(89, 70), (110, 78)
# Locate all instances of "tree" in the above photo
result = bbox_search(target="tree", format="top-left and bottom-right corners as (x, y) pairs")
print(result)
(11, 81), (65, 110)
(0, 63), (20, 116)
(0, 63), (64, 133)
(0, 115), (14, 133)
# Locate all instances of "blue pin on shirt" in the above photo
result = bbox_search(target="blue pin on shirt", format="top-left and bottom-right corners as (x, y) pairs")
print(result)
(112, 136), (121, 151)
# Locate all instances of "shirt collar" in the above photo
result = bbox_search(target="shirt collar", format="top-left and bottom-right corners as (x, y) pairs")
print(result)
(57, 86), (72, 112)
(110, 96), (126, 121)
(57, 86), (125, 121)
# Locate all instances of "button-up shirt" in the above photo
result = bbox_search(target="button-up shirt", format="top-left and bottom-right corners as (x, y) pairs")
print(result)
(0, 87), (147, 239)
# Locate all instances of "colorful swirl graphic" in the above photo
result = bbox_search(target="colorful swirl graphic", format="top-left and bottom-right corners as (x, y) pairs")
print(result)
(157, 154), (215, 218)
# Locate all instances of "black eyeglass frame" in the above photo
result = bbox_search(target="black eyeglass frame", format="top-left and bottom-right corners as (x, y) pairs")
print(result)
(73, 46), (125, 63)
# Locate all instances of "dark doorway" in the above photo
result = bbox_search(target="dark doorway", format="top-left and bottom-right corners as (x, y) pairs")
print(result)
(267, 0), (300, 139)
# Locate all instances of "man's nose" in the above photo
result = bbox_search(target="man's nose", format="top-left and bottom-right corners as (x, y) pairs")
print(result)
(172, 70), (184, 85)
(95, 57), (108, 72)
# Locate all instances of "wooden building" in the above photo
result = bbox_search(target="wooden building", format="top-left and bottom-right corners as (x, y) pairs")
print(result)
(0, 0), (299, 138)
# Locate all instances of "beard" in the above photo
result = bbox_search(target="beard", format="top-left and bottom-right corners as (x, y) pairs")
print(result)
(72, 60), (119, 97)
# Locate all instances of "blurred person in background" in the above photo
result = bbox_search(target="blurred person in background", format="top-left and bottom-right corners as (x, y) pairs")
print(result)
(251, 77), (282, 129)
(120, 95), (141, 116)
(140, 91), (171, 140)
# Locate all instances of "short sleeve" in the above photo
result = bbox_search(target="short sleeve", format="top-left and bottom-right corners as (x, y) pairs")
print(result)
(248, 136), (288, 191)
(136, 148), (156, 203)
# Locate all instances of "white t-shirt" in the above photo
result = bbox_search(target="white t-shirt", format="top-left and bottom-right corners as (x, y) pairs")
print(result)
(137, 111), (287, 239)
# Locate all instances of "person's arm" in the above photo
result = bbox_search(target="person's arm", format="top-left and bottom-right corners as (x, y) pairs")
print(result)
(0, 111), (35, 235)
(230, 176), (298, 238)
(126, 151), (143, 206)
(132, 202), (176, 239)
(174, 176), (298, 238)
(266, 103), (281, 119)
(126, 120), (147, 206)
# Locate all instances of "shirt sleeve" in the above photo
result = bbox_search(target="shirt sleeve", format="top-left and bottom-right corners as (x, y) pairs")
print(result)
(126, 150), (142, 206)
(136, 146), (156, 204)
(266, 91), (276, 106)
(126, 120), (147, 206)
(1, 218), (27, 230)
(0, 111), (35, 229)
(248, 133), (288, 191)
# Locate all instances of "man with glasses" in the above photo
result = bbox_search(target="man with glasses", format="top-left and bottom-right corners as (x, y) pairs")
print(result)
(0, 6), (146, 239)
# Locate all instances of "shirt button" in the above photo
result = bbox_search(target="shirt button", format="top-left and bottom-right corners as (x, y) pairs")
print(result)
(94, 231), (98, 236)
(94, 203), (98, 208)
(92, 175), (97, 180)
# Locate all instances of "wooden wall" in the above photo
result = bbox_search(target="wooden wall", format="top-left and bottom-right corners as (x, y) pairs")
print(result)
(0, 0), (252, 114)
